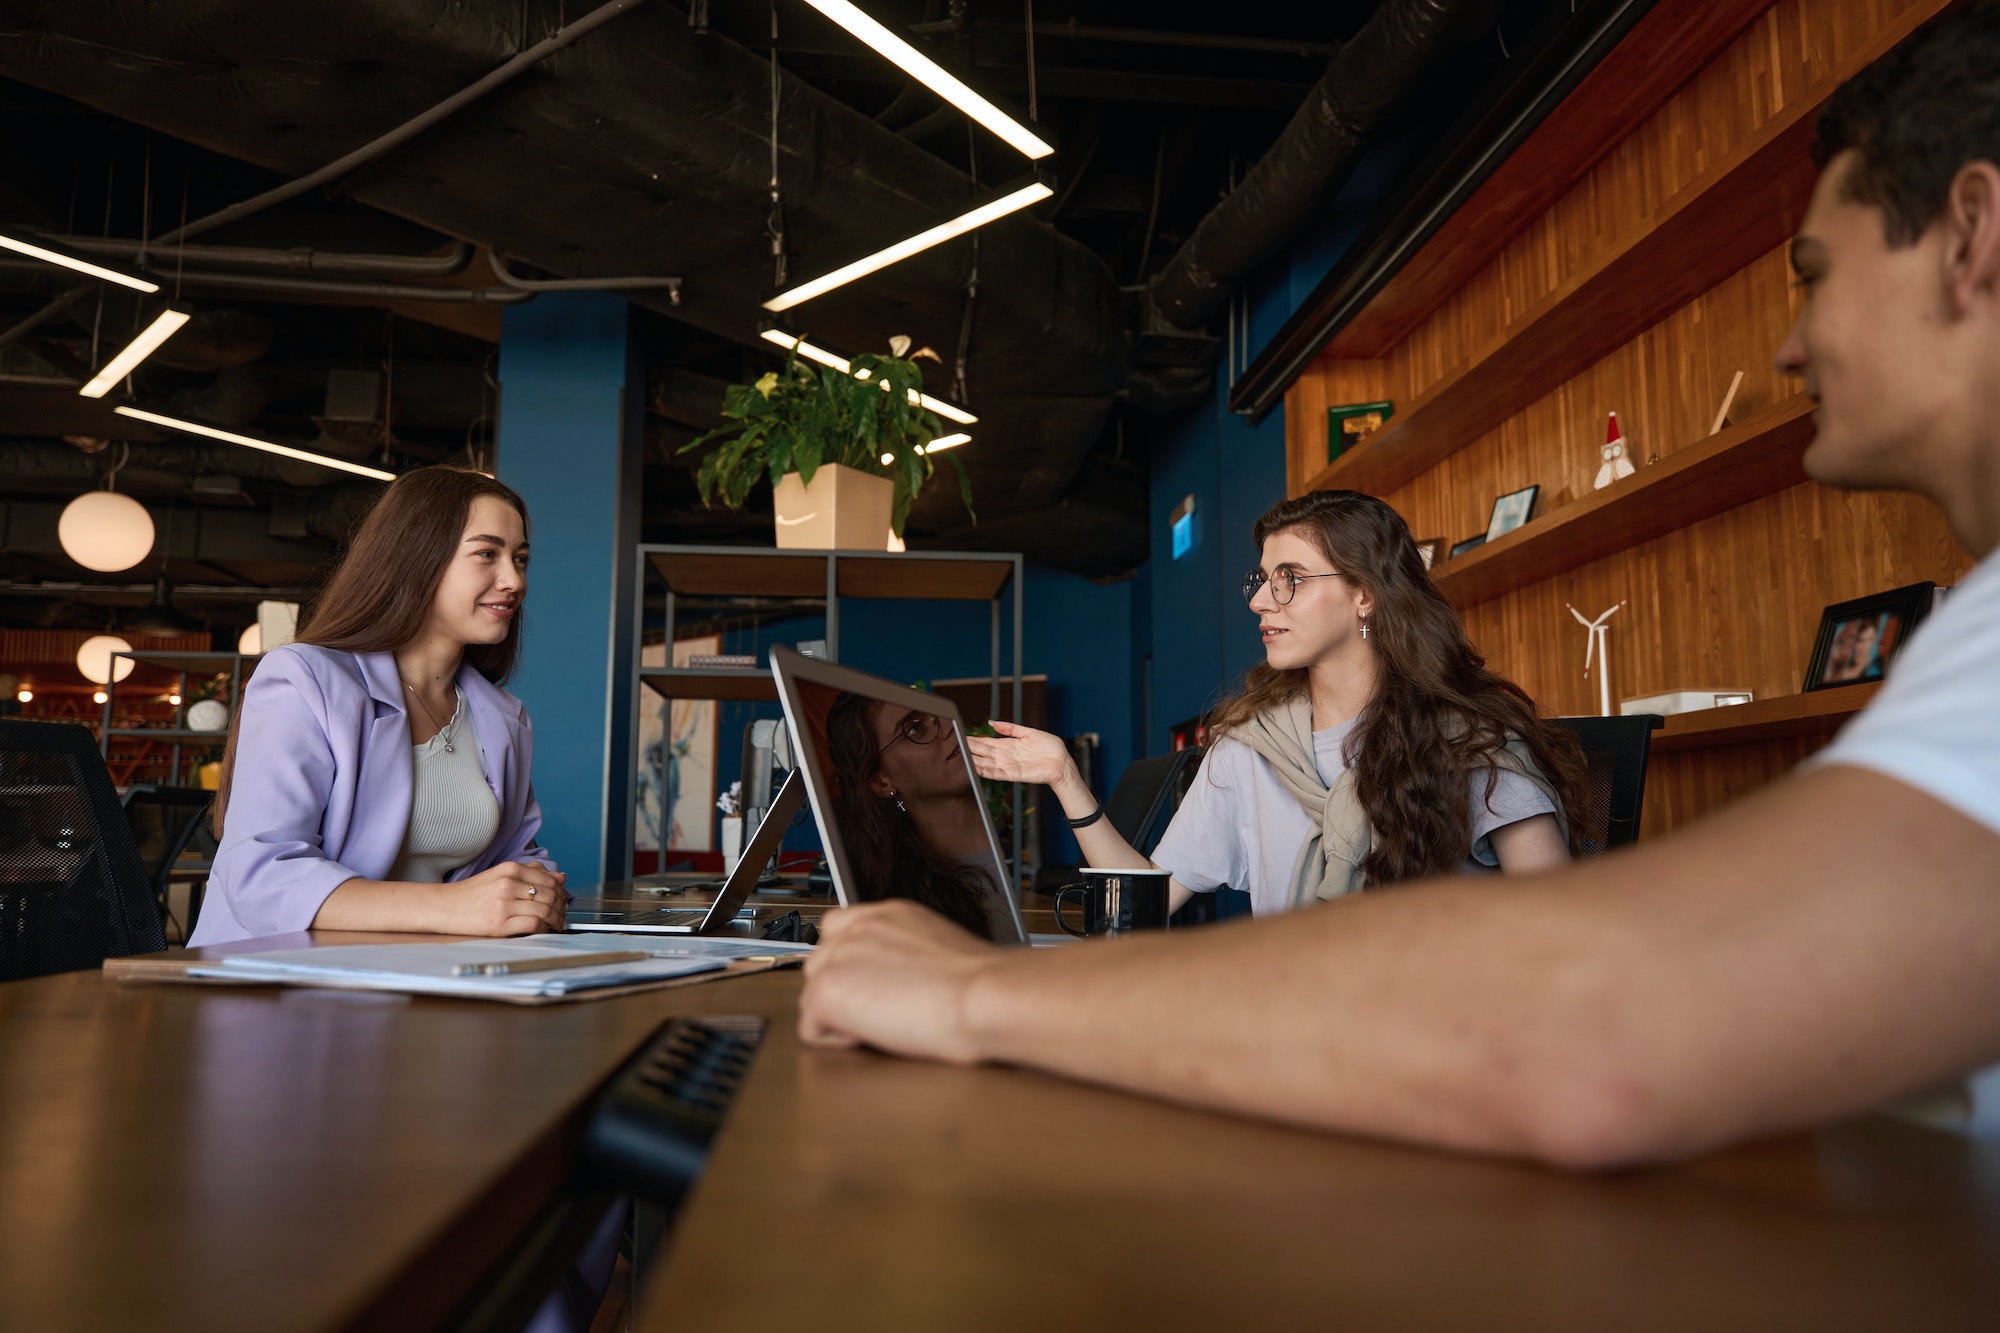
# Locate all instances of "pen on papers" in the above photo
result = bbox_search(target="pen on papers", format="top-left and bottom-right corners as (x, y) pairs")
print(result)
(452, 949), (650, 977)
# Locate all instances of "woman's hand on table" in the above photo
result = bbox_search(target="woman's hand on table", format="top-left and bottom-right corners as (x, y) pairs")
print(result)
(800, 899), (1002, 1064)
(441, 861), (568, 936)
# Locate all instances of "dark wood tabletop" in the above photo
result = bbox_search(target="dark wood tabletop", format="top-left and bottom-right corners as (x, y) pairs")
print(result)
(7, 924), (1998, 1332)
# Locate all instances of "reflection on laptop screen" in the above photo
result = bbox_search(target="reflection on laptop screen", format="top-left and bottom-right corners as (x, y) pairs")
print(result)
(777, 654), (1020, 943)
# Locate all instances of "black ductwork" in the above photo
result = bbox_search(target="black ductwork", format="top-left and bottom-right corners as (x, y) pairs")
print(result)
(0, 0), (1128, 566)
(1147, 0), (1501, 331)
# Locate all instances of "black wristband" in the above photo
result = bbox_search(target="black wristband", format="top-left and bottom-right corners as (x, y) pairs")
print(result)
(1065, 802), (1106, 830)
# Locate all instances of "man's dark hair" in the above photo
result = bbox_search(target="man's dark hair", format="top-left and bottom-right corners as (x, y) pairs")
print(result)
(1815, 2), (2000, 245)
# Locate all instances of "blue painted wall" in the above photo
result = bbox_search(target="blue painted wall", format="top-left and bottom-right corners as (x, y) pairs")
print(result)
(496, 293), (642, 885)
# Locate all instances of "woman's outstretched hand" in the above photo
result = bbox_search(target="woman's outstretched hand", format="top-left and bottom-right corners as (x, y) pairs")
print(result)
(966, 719), (1075, 787)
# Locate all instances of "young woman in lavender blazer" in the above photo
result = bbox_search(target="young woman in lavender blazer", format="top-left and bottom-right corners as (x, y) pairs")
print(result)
(192, 466), (566, 946)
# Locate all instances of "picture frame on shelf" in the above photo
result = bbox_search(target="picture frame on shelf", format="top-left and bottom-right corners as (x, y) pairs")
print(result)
(1326, 400), (1394, 463)
(1801, 582), (1935, 692)
(1448, 533), (1487, 560)
(1484, 484), (1540, 542)
(1412, 537), (1445, 570)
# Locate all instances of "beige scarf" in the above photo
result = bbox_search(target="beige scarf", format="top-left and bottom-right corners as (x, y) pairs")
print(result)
(1231, 695), (1566, 907)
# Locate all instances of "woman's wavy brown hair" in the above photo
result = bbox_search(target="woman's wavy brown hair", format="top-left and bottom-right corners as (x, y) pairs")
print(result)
(213, 466), (530, 837)
(824, 693), (997, 938)
(1209, 490), (1585, 886)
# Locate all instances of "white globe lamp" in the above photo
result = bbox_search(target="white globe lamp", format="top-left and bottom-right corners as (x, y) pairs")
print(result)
(237, 623), (262, 655)
(58, 491), (155, 572)
(75, 635), (136, 686)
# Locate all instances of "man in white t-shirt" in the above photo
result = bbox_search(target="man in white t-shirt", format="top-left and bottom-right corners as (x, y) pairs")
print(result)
(797, 5), (2000, 1167)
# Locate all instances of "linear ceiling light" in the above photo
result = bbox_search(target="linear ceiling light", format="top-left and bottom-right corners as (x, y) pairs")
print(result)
(112, 406), (397, 481)
(763, 182), (1053, 313)
(0, 229), (160, 292)
(799, 0), (1053, 160)
(78, 309), (192, 399)
(758, 329), (979, 424)
(879, 435), (971, 466)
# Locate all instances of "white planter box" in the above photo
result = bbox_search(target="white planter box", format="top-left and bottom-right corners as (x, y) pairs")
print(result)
(772, 464), (894, 550)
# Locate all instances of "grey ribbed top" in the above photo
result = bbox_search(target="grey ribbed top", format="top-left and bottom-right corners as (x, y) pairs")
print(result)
(387, 689), (500, 884)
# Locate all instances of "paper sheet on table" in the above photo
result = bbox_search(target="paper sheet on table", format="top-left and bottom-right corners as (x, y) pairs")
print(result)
(188, 941), (731, 999)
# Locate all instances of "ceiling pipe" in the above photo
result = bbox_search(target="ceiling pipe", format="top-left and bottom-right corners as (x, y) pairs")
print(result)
(151, 0), (650, 248)
(1147, 0), (1501, 331)
(56, 236), (474, 277)
(167, 270), (534, 304)
(486, 250), (682, 303)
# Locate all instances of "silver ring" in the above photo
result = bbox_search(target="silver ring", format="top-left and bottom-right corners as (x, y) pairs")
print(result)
(528, 887), (537, 899)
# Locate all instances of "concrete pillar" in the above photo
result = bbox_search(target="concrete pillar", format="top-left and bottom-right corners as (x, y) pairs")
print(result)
(495, 293), (641, 885)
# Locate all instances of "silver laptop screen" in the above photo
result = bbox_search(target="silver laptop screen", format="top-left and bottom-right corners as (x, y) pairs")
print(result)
(784, 673), (1017, 942)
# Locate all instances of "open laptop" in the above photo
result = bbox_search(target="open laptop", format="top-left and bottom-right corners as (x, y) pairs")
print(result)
(769, 645), (1028, 945)
(566, 768), (807, 935)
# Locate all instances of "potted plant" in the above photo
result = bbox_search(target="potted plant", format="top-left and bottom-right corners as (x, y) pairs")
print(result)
(682, 337), (975, 549)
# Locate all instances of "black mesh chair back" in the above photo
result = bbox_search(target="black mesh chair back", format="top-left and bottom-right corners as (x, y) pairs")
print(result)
(122, 784), (215, 934)
(1549, 715), (1664, 856)
(1102, 746), (1206, 858)
(0, 721), (166, 981)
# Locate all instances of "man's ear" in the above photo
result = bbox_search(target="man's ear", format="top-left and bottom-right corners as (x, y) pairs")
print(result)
(1942, 161), (2000, 313)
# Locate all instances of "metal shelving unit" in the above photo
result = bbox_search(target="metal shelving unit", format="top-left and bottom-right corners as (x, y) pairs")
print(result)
(626, 544), (1031, 892)
(99, 650), (258, 786)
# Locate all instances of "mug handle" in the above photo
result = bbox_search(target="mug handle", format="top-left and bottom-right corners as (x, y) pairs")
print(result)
(1053, 884), (1089, 938)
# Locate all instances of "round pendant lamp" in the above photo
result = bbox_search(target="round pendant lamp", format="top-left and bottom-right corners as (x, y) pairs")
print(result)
(75, 635), (136, 685)
(237, 623), (262, 655)
(58, 490), (155, 572)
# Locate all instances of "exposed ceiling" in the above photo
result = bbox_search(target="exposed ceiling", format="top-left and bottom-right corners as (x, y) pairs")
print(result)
(0, 0), (1568, 636)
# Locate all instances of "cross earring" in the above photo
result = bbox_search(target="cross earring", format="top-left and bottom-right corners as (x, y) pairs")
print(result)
(1360, 615), (1370, 640)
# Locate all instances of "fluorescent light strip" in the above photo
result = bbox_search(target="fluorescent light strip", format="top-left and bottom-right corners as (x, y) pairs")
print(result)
(79, 309), (192, 399)
(0, 231), (159, 292)
(924, 432), (970, 452)
(763, 182), (1053, 313)
(799, 0), (1053, 160)
(112, 406), (397, 481)
(758, 329), (979, 424)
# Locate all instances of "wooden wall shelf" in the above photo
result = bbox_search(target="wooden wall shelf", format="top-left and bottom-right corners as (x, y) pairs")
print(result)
(637, 668), (777, 702)
(1432, 396), (1816, 607)
(1303, 103), (1818, 498)
(1649, 683), (1879, 753)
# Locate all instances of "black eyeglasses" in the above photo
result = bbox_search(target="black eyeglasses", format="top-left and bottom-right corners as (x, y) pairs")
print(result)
(877, 711), (944, 755)
(1242, 569), (1342, 606)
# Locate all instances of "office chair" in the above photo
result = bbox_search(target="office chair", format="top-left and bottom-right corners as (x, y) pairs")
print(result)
(1102, 746), (1206, 858)
(122, 784), (216, 940)
(0, 721), (167, 981)
(1549, 715), (1665, 855)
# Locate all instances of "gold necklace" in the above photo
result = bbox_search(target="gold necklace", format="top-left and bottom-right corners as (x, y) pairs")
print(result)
(402, 681), (455, 753)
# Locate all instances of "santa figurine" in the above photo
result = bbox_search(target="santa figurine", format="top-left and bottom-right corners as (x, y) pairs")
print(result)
(1594, 411), (1637, 490)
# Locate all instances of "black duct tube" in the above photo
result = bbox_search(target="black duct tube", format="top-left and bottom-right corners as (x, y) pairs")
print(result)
(1147, 0), (1501, 331)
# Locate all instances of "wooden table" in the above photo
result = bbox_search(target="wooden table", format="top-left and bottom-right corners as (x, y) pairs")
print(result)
(6, 932), (1998, 1332)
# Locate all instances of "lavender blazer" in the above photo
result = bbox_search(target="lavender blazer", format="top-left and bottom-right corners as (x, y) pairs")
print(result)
(190, 643), (555, 946)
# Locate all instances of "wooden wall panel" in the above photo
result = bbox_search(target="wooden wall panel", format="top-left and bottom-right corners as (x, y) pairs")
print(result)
(1283, 359), (1382, 500)
(1385, 0), (1942, 412)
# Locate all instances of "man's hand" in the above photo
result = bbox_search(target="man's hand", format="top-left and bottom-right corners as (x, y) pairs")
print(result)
(800, 900), (1003, 1063)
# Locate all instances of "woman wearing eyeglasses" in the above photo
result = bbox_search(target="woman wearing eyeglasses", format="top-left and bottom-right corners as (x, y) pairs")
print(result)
(970, 489), (1585, 916)
(824, 692), (1012, 939)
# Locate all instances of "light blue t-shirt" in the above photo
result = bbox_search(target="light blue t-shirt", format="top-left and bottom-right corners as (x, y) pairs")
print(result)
(1151, 713), (1557, 916)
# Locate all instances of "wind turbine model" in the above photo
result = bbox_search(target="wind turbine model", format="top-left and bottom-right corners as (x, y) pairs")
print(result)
(1567, 600), (1627, 717)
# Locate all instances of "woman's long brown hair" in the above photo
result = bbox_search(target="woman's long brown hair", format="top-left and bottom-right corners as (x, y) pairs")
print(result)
(824, 693), (996, 938)
(1209, 490), (1586, 886)
(213, 466), (531, 837)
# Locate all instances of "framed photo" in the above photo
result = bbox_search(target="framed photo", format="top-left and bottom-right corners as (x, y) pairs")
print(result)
(1485, 484), (1540, 542)
(1448, 533), (1487, 560)
(1801, 582), (1935, 692)
(1412, 537), (1445, 570)
(1327, 400), (1394, 463)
